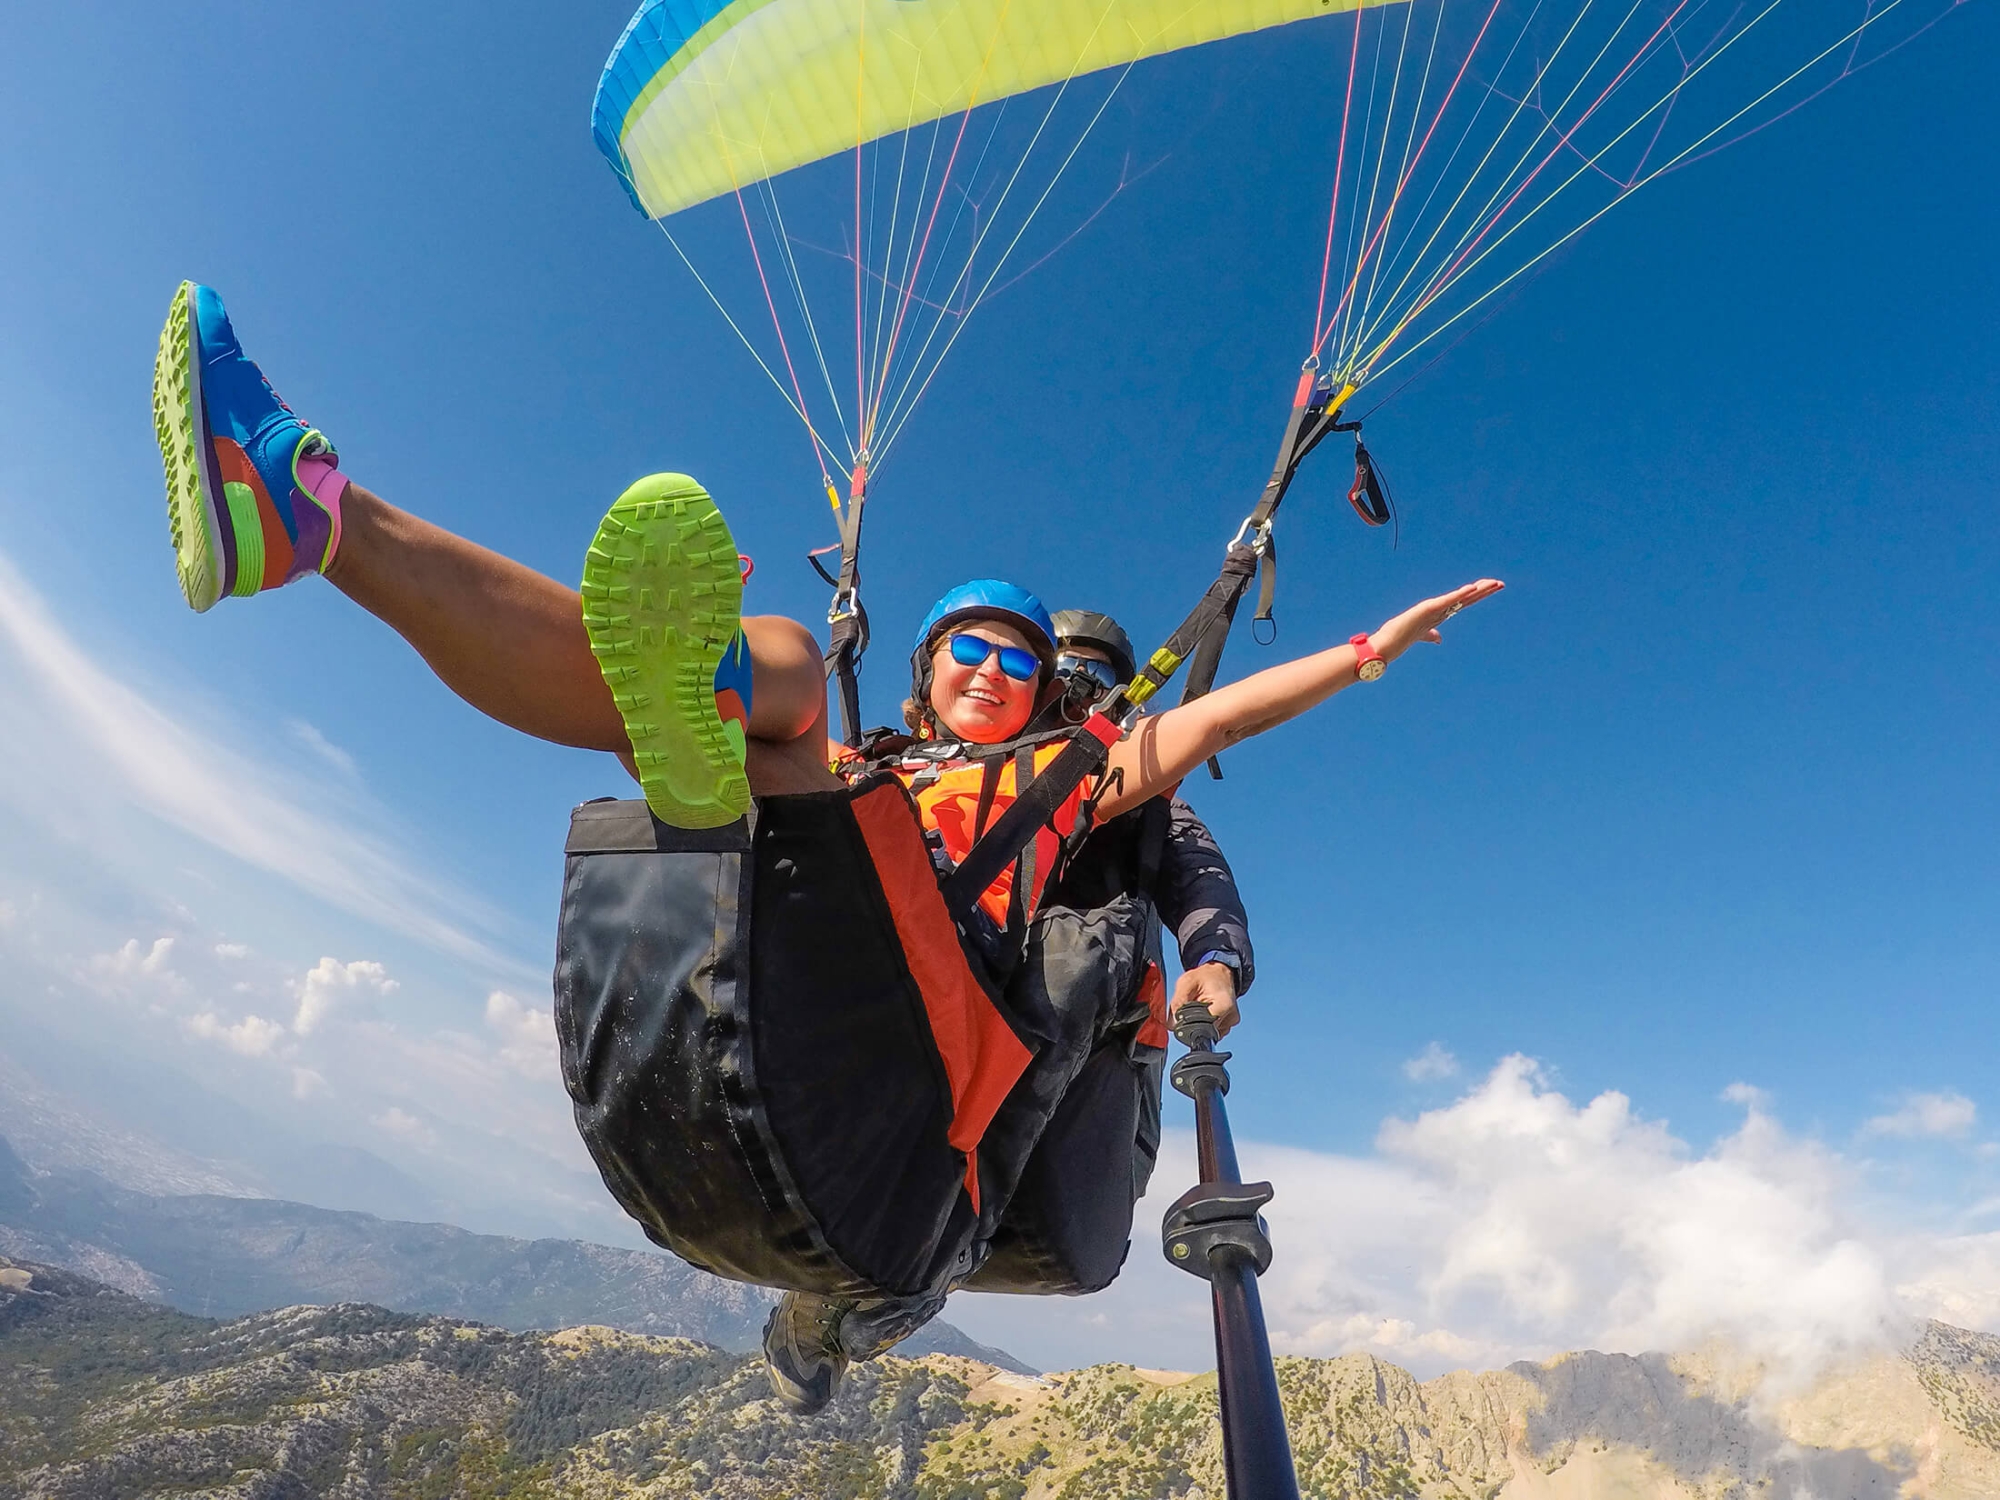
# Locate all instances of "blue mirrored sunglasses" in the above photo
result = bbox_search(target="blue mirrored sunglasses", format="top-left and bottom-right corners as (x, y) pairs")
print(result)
(946, 632), (1041, 682)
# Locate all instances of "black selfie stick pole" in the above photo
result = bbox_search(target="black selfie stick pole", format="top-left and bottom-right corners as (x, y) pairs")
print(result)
(1161, 1005), (1301, 1500)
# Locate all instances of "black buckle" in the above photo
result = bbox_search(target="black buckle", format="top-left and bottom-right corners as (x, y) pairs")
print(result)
(1162, 1180), (1275, 1280)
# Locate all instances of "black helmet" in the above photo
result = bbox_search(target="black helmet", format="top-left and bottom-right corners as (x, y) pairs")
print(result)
(1050, 609), (1136, 685)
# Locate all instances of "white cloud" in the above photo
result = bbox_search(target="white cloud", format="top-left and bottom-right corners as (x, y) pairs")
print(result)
(185, 1010), (286, 1057)
(85, 936), (184, 993)
(292, 957), (397, 1036)
(0, 900), (15, 929)
(951, 1057), (1996, 1383)
(1356, 1059), (1895, 1376)
(485, 991), (557, 1080)
(372, 1106), (436, 1147)
(1862, 1091), (1976, 1140)
(1402, 1041), (1460, 1081)
(0, 551), (517, 970)
(287, 718), (358, 777)
(0, 550), (613, 1240)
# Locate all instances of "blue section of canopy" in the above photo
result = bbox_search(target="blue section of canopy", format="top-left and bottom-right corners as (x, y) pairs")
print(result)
(593, 0), (737, 216)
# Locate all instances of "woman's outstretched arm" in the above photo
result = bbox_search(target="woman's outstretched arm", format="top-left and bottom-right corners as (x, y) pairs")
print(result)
(1094, 578), (1504, 819)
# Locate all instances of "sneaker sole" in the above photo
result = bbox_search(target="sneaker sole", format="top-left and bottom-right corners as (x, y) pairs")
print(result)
(152, 282), (230, 612)
(582, 475), (750, 829)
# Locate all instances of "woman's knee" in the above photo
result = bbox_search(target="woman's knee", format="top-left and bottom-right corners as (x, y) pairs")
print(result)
(743, 615), (828, 741)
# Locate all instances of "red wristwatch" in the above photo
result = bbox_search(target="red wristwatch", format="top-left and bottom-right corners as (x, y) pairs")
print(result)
(1350, 632), (1385, 681)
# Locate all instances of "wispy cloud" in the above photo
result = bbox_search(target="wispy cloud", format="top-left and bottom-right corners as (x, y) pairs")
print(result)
(1863, 1091), (1977, 1140)
(9, 922), (607, 1237)
(1402, 1041), (1460, 1081)
(287, 718), (358, 777)
(185, 1009), (286, 1056)
(0, 549), (516, 971)
(372, 1105), (437, 1148)
(486, 990), (558, 1081)
(87, 936), (182, 991)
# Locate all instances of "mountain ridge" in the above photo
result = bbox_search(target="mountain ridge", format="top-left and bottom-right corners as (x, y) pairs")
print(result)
(0, 1133), (1029, 1374)
(5, 1256), (2000, 1498)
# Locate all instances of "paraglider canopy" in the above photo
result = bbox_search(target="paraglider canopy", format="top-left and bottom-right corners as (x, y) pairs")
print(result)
(594, 0), (1392, 220)
(594, 0), (1953, 502)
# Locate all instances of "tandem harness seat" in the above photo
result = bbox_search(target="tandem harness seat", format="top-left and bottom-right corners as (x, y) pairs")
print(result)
(553, 774), (1171, 1305)
(557, 363), (1361, 1317)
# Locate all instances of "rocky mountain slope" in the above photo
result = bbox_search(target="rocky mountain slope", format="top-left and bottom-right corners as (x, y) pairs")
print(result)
(0, 1136), (1025, 1372)
(6, 1256), (2000, 1499)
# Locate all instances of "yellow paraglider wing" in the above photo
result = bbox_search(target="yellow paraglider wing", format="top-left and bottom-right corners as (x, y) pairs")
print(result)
(595, 0), (1400, 218)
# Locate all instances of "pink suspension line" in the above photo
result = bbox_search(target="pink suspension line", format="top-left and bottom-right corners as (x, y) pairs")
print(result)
(865, 103), (983, 452)
(1311, 13), (1368, 350)
(1315, 0), (1513, 354)
(1312, 0), (1512, 354)
(732, 185), (834, 482)
(1408, 0), (1696, 328)
(853, 14), (869, 458)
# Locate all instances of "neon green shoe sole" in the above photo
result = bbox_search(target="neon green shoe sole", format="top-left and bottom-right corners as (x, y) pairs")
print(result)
(582, 474), (750, 829)
(152, 281), (225, 613)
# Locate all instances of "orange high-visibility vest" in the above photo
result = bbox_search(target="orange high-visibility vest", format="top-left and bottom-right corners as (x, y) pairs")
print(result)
(887, 743), (1091, 927)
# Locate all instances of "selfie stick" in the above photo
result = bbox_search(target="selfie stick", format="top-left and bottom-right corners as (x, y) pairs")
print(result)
(1162, 1005), (1301, 1500)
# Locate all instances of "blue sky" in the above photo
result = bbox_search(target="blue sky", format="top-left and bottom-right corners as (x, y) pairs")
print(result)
(1, 0), (1995, 1374)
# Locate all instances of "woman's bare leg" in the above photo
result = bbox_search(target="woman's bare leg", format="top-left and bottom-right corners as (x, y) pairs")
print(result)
(326, 484), (622, 749)
(325, 482), (839, 794)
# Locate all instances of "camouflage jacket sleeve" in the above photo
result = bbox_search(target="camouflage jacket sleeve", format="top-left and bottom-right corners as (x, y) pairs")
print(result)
(1153, 797), (1255, 993)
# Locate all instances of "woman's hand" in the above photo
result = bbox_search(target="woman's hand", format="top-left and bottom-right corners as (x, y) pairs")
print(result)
(1095, 575), (1505, 819)
(1369, 578), (1505, 662)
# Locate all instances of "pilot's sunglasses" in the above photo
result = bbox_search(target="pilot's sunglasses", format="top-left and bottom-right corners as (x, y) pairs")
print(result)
(946, 632), (1042, 682)
(1056, 653), (1121, 697)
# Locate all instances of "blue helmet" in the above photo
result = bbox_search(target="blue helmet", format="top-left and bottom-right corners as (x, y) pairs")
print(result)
(913, 580), (1057, 660)
(909, 580), (1058, 721)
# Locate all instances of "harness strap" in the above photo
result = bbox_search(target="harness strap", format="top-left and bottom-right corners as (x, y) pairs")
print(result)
(824, 610), (868, 749)
(1255, 532), (1278, 630)
(1176, 547), (1259, 780)
(942, 712), (1119, 923)
(1134, 793), (1171, 895)
(972, 757), (1004, 841)
(818, 467), (871, 748)
(1013, 744), (1037, 916)
(931, 373), (1360, 922)
(1171, 369), (1358, 776)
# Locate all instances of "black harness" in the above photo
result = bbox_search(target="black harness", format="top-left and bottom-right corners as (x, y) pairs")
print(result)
(818, 366), (1376, 931)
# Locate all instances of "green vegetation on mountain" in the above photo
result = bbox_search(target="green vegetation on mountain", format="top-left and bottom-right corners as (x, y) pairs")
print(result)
(8, 1257), (2000, 1499)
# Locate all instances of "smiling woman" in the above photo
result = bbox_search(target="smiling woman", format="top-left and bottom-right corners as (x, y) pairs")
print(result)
(550, 470), (1497, 1414)
(147, 274), (1501, 1416)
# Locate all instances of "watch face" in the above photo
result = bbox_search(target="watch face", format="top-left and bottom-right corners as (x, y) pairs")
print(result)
(1358, 657), (1385, 681)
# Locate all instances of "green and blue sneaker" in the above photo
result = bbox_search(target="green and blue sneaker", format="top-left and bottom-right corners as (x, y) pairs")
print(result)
(582, 474), (754, 829)
(151, 281), (346, 611)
